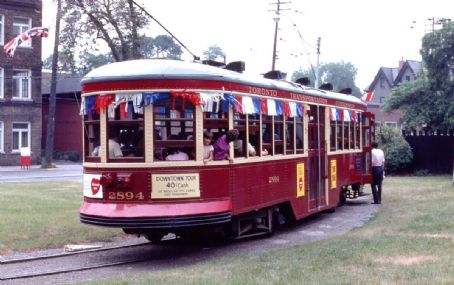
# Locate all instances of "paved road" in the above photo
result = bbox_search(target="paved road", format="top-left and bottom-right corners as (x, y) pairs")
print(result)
(0, 162), (82, 183)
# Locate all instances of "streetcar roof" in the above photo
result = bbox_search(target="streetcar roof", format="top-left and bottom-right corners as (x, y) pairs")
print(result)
(82, 59), (365, 106)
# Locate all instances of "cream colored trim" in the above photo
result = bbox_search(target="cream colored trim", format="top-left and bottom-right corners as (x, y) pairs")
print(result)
(195, 106), (203, 161)
(83, 152), (310, 169)
(303, 104), (308, 151)
(271, 116), (275, 156)
(100, 108), (107, 163)
(144, 106), (153, 163)
(228, 105), (234, 159)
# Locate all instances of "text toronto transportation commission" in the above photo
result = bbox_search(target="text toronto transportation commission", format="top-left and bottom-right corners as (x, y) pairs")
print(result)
(79, 59), (375, 241)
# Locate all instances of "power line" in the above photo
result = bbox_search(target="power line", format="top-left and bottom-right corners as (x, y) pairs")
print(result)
(131, 0), (199, 61)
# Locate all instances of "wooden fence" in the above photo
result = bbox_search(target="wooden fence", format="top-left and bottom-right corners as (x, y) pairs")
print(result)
(404, 132), (454, 174)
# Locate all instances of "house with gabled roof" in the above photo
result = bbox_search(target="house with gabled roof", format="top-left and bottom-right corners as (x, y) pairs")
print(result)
(365, 59), (422, 129)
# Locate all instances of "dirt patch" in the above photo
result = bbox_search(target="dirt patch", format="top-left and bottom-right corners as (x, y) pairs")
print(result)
(376, 255), (436, 265)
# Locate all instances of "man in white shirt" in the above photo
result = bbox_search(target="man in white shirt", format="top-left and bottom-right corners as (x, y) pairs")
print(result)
(371, 142), (385, 204)
(109, 137), (123, 158)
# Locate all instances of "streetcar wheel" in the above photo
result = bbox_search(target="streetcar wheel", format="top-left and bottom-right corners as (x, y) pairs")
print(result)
(338, 188), (346, 206)
(144, 233), (164, 243)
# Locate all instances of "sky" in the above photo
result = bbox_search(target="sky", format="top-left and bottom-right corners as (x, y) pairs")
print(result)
(42, 0), (454, 90)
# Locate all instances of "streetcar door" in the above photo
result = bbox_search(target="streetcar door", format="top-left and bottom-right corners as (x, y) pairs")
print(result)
(307, 105), (326, 210)
(361, 112), (375, 182)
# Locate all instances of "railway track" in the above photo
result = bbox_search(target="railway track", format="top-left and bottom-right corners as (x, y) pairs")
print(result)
(0, 241), (152, 281)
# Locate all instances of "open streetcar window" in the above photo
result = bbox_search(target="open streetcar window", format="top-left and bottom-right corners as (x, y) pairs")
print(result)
(153, 96), (195, 161)
(233, 113), (247, 158)
(83, 100), (100, 162)
(295, 114), (304, 154)
(285, 117), (295, 155)
(105, 96), (145, 162)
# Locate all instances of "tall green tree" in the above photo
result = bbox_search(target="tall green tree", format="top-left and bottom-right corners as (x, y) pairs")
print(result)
(384, 22), (454, 129)
(291, 61), (362, 97)
(203, 45), (226, 62)
(61, 0), (149, 62)
(383, 22), (454, 180)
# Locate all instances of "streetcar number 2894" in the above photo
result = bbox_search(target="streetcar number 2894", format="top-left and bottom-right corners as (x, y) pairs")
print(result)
(108, 192), (145, 200)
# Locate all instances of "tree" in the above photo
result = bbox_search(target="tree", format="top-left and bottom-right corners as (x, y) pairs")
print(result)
(61, 0), (149, 63)
(291, 61), (362, 97)
(383, 22), (454, 180)
(291, 67), (315, 86)
(203, 45), (226, 62)
(42, 0), (62, 168)
(376, 126), (413, 173)
(43, 51), (114, 75)
(152, 35), (182, 59)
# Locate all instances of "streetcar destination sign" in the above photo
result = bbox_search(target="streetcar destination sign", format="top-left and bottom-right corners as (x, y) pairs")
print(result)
(151, 173), (200, 199)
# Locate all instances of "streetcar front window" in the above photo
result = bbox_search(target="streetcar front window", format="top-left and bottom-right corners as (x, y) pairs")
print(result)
(153, 97), (195, 161)
(83, 110), (100, 162)
(106, 99), (144, 161)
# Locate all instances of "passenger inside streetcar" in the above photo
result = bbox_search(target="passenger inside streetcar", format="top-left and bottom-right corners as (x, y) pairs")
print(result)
(165, 147), (189, 161)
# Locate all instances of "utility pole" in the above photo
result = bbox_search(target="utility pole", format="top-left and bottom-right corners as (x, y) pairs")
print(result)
(270, 0), (290, 71)
(314, 37), (321, 88)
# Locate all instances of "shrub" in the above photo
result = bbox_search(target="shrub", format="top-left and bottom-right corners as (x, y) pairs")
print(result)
(376, 125), (413, 173)
(53, 151), (81, 162)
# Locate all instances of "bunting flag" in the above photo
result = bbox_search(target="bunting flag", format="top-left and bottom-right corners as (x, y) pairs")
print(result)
(252, 97), (262, 114)
(234, 95), (243, 114)
(200, 92), (223, 112)
(361, 91), (374, 102)
(296, 104), (304, 118)
(350, 110), (358, 122)
(282, 101), (291, 117)
(275, 100), (284, 116)
(343, 109), (351, 122)
(267, 99), (277, 116)
(4, 27), (49, 57)
(288, 102), (297, 117)
(95, 94), (115, 113)
(260, 98), (268, 115)
(241, 96), (255, 114)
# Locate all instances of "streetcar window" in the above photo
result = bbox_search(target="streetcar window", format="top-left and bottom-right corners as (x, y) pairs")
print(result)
(285, 117), (295, 155)
(233, 114), (247, 158)
(83, 109), (100, 162)
(343, 122), (350, 149)
(153, 97), (195, 161)
(330, 115), (337, 152)
(248, 114), (261, 157)
(262, 115), (273, 155)
(105, 99), (144, 161)
(274, 115), (284, 155)
(295, 115), (304, 154)
(350, 120), (355, 149)
(308, 105), (317, 149)
(356, 118), (361, 149)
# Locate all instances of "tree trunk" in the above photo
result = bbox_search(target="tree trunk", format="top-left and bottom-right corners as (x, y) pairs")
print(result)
(42, 0), (62, 168)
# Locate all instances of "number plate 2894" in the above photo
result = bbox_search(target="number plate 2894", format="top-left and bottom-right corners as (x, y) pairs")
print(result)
(107, 191), (145, 200)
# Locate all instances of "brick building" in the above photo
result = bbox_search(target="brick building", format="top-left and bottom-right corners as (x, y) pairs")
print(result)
(0, 0), (42, 166)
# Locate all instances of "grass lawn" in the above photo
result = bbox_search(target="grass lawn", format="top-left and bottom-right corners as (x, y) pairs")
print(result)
(79, 176), (454, 285)
(0, 181), (122, 255)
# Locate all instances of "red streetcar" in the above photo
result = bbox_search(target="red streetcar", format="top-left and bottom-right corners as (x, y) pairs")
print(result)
(79, 59), (375, 241)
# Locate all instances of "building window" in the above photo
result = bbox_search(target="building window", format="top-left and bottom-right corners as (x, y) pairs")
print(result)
(12, 70), (31, 99)
(0, 67), (3, 99)
(0, 121), (4, 153)
(12, 122), (30, 152)
(0, 15), (4, 45)
(405, 75), (411, 81)
(13, 17), (31, 47)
